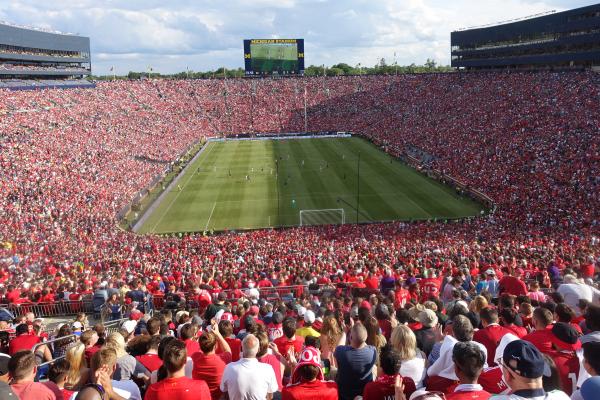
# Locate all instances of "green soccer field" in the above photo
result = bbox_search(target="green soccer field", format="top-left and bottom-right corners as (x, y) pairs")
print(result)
(251, 43), (298, 73)
(136, 137), (485, 234)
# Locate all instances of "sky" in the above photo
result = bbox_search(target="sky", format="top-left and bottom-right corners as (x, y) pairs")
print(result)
(0, 0), (597, 75)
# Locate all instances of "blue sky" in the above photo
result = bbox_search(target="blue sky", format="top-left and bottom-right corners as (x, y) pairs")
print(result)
(0, 0), (596, 75)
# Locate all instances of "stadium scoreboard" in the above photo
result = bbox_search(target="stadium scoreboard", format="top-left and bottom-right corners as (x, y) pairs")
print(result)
(244, 39), (304, 77)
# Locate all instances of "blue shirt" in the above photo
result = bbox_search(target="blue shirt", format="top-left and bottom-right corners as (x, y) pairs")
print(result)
(334, 345), (377, 400)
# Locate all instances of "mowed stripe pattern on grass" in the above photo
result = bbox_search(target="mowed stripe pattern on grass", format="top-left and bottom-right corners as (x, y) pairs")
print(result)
(138, 137), (484, 234)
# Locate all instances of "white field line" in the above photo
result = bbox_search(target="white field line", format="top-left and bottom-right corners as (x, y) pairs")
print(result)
(205, 202), (217, 231)
(149, 142), (216, 233)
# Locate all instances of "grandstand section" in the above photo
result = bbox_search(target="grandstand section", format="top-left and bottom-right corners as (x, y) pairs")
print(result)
(0, 22), (91, 89)
(451, 3), (600, 70)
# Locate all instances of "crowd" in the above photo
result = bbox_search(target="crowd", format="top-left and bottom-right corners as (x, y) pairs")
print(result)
(0, 71), (599, 399)
(0, 269), (599, 400)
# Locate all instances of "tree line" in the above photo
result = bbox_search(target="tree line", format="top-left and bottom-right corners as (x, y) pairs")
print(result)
(91, 58), (452, 80)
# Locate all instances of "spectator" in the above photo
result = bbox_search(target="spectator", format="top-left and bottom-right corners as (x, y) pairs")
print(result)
(87, 347), (142, 400)
(546, 323), (581, 395)
(192, 327), (232, 400)
(136, 335), (163, 373)
(363, 346), (416, 400)
(499, 308), (527, 338)
(572, 342), (600, 400)
(473, 307), (512, 366)
(413, 309), (439, 357)
(256, 330), (285, 395)
(334, 322), (377, 400)
(221, 334), (278, 400)
(145, 339), (211, 400)
(319, 315), (344, 367)
(8, 351), (56, 400)
(446, 342), (490, 400)
(47, 359), (74, 400)
(494, 340), (569, 400)
(105, 332), (149, 382)
(281, 346), (338, 400)
(499, 269), (528, 297)
(390, 325), (426, 388)
(81, 329), (101, 365)
(64, 343), (90, 390)
(217, 319), (242, 362)
(296, 311), (321, 338)
(522, 308), (555, 354)
(8, 324), (40, 356)
(274, 318), (304, 362)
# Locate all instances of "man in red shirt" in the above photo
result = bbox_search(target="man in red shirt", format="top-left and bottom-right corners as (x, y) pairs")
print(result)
(81, 329), (100, 365)
(136, 336), (163, 373)
(192, 327), (232, 400)
(547, 322), (581, 395)
(8, 324), (40, 356)
(217, 319), (242, 362)
(522, 307), (555, 354)
(446, 342), (491, 400)
(499, 308), (527, 338)
(282, 346), (338, 400)
(146, 339), (211, 400)
(473, 307), (512, 366)
(498, 268), (527, 297)
(8, 351), (56, 400)
(274, 318), (304, 360)
(363, 347), (416, 400)
(180, 324), (200, 356)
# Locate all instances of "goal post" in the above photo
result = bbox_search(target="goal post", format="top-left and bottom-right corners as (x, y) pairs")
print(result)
(299, 208), (345, 227)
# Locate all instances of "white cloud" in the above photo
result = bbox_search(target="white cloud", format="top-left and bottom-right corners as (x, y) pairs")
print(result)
(0, 0), (597, 74)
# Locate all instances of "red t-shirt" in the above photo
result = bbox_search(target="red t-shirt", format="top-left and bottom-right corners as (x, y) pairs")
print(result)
(84, 346), (100, 365)
(420, 278), (442, 302)
(473, 325), (512, 366)
(184, 339), (200, 356)
(10, 382), (56, 400)
(548, 350), (580, 395)
(191, 352), (231, 400)
(216, 337), (242, 362)
(446, 389), (491, 400)
(522, 326), (554, 354)
(478, 366), (509, 394)
(260, 353), (283, 391)
(136, 353), (163, 373)
(282, 380), (338, 400)
(499, 276), (527, 296)
(274, 336), (304, 359)
(504, 324), (527, 338)
(145, 376), (211, 400)
(363, 375), (416, 400)
(9, 334), (41, 355)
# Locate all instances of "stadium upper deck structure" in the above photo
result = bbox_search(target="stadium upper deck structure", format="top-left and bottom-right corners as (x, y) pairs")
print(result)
(0, 22), (93, 89)
(451, 3), (600, 70)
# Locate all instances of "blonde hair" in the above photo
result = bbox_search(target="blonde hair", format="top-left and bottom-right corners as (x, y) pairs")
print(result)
(390, 325), (417, 361)
(320, 316), (342, 351)
(104, 332), (127, 358)
(65, 342), (86, 386)
(469, 296), (488, 313)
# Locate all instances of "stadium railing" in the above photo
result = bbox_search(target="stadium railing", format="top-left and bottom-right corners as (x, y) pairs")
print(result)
(5, 299), (95, 318)
(33, 333), (78, 369)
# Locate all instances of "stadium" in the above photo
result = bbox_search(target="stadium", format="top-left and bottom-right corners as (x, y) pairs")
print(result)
(0, 3), (599, 400)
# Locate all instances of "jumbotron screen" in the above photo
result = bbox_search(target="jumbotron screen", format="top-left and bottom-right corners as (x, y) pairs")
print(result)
(244, 39), (304, 76)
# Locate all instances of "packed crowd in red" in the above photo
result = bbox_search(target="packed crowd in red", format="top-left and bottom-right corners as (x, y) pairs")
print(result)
(1, 72), (598, 303)
(0, 71), (599, 400)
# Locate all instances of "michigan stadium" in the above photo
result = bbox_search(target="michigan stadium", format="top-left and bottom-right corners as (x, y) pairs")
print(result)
(0, 2), (599, 400)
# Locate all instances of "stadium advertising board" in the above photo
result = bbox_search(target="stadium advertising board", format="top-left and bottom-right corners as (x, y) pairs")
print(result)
(244, 39), (304, 76)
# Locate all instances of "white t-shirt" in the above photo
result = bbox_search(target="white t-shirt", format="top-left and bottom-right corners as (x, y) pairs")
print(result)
(557, 284), (600, 315)
(400, 351), (426, 389)
(490, 389), (570, 400)
(221, 357), (278, 400)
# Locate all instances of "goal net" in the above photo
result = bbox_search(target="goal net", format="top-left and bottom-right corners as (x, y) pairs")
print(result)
(299, 209), (345, 227)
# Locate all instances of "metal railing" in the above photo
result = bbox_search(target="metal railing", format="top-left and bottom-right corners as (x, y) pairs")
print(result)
(33, 333), (78, 369)
(4, 299), (95, 318)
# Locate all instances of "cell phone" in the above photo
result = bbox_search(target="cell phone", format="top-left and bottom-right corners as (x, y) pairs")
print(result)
(321, 359), (331, 376)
